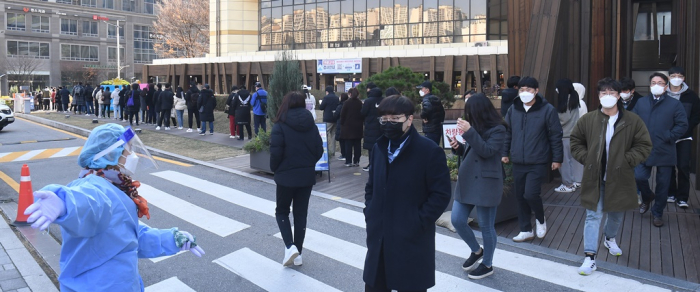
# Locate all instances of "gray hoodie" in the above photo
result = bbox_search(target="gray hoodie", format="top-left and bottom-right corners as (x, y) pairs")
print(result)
(667, 82), (688, 100)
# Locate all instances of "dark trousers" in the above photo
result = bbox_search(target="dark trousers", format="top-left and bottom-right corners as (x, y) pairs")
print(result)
(670, 140), (692, 202)
(364, 244), (427, 292)
(43, 101), (50, 110)
(636, 164), (672, 218)
(128, 109), (139, 125)
(345, 139), (361, 164)
(188, 109), (201, 129)
(513, 163), (547, 232)
(425, 131), (441, 147)
(238, 123), (252, 139)
(86, 100), (94, 114)
(254, 115), (267, 134)
(101, 104), (111, 118)
(158, 109), (171, 127)
(62, 103), (69, 112)
(339, 139), (346, 157)
(141, 109), (147, 123)
(147, 107), (156, 124)
(120, 105), (126, 120)
(275, 185), (312, 254)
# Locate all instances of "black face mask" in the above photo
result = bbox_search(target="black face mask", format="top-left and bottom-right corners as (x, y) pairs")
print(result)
(381, 122), (405, 140)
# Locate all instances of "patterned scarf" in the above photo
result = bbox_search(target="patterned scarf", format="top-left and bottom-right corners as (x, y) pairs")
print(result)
(80, 166), (150, 219)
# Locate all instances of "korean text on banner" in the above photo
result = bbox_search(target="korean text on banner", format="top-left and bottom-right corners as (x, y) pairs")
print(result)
(315, 123), (329, 171)
(441, 123), (465, 149)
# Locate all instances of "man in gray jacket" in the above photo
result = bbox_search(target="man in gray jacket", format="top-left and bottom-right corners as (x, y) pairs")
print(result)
(502, 77), (563, 242)
(632, 72), (688, 227)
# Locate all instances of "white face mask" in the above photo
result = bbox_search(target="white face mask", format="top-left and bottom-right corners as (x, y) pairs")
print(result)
(120, 152), (139, 176)
(650, 85), (665, 96)
(620, 92), (631, 101)
(670, 78), (683, 87)
(519, 92), (535, 104)
(600, 95), (618, 109)
(419, 90), (426, 97)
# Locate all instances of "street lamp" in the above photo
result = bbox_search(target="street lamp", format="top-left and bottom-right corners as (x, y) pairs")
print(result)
(104, 20), (129, 80)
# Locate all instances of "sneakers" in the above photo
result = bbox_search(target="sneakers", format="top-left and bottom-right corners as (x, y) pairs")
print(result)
(667, 196), (676, 203)
(512, 231), (535, 242)
(230, 135), (236, 139)
(178, 127), (183, 130)
(536, 218), (547, 238)
(165, 127), (171, 130)
(604, 238), (622, 256)
(362, 165), (370, 172)
(554, 184), (575, 193)
(337, 156), (346, 161)
(345, 163), (352, 167)
(578, 256), (597, 276)
(677, 200), (689, 209)
(352, 163), (360, 167)
(210, 132), (214, 135)
(294, 254), (303, 266)
(461, 249), (483, 272)
(283, 245), (300, 267)
(468, 264), (494, 280)
(197, 128), (201, 132)
(186, 128), (193, 133)
(573, 182), (581, 189)
(639, 201), (650, 214)
(155, 126), (161, 130)
(199, 132), (205, 136)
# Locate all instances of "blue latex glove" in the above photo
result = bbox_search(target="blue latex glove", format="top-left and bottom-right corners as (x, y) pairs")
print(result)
(24, 191), (66, 231)
(179, 231), (205, 257)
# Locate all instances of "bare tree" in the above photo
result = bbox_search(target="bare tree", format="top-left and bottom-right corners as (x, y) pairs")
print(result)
(0, 55), (42, 88)
(152, 0), (209, 58)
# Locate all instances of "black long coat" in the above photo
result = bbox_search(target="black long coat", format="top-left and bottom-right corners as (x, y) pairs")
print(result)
(340, 97), (363, 140)
(232, 90), (252, 125)
(363, 126), (451, 290)
(197, 89), (217, 122)
(332, 101), (344, 141)
(270, 107), (324, 187)
(362, 88), (384, 149)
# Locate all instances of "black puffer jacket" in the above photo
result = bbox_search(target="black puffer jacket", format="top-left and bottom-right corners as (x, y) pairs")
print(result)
(197, 89), (216, 122)
(362, 88), (384, 150)
(232, 90), (252, 125)
(500, 88), (518, 117)
(333, 101), (344, 141)
(185, 87), (200, 110)
(319, 92), (340, 123)
(270, 107), (324, 187)
(420, 94), (445, 133)
(503, 94), (564, 164)
(158, 88), (175, 110)
(125, 88), (141, 112)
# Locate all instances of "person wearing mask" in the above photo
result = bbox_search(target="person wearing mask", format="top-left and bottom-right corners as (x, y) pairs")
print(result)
(418, 81), (446, 146)
(619, 77), (643, 111)
(226, 86), (240, 138)
(119, 85), (130, 122)
(463, 89), (476, 104)
(153, 84), (163, 127)
(449, 93), (507, 280)
(59, 86), (71, 113)
(185, 83), (202, 133)
(502, 76), (563, 242)
(23, 123), (205, 291)
(111, 86), (121, 120)
(319, 86), (340, 157)
(72, 82), (85, 115)
(553, 78), (582, 193)
(340, 90), (363, 167)
(632, 73), (688, 227)
(363, 95), (450, 292)
(95, 87), (103, 118)
(198, 84), (216, 135)
(174, 86), (187, 130)
(156, 83), (175, 130)
(250, 82), (268, 135)
(333, 93), (347, 161)
(666, 67), (700, 209)
(41, 91), (50, 111)
(102, 87), (112, 119)
(570, 78), (651, 275)
(574, 83), (588, 120)
(303, 85), (317, 121)
(270, 92), (323, 267)
(361, 87), (386, 172)
(126, 84), (141, 126)
(500, 76), (521, 117)
(139, 86), (148, 124)
(232, 87), (252, 140)
(145, 84), (156, 125)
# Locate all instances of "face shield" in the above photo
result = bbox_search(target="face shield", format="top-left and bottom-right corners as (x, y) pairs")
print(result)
(92, 127), (158, 176)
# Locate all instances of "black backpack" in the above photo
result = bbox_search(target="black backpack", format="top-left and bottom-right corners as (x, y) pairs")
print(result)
(256, 90), (268, 114)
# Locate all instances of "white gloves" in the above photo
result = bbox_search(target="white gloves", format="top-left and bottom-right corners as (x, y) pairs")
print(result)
(24, 191), (66, 231)
(179, 231), (205, 257)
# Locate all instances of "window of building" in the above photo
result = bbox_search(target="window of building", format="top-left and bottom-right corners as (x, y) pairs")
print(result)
(103, 0), (114, 9)
(81, 0), (96, 7)
(108, 47), (125, 62)
(56, 0), (74, 4)
(134, 25), (156, 64)
(60, 44), (98, 61)
(108, 25), (125, 39)
(60, 19), (78, 35)
(31, 16), (50, 33)
(82, 20), (98, 37)
(144, 0), (155, 14)
(7, 13), (26, 31)
(7, 41), (50, 58)
(123, 0), (135, 12)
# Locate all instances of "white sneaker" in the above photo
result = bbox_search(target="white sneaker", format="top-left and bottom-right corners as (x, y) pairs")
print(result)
(197, 128), (201, 132)
(230, 135), (236, 138)
(186, 128), (193, 133)
(554, 184), (575, 193)
(165, 127), (170, 130)
(178, 127), (183, 130)
(604, 238), (622, 256)
(283, 246), (299, 267)
(667, 196), (676, 203)
(578, 257), (596, 275)
(155, 126), (161, 130)
(536, 218), (547, 238)
(512, 231), (535, 242)
(294, 254), (303, 266)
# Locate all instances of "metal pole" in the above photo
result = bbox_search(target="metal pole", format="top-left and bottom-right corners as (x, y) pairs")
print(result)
(117, 20), (121, 80)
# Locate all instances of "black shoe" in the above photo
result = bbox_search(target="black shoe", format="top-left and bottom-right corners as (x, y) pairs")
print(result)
(653, 217), (664, 227)
(468, 263), (494, 279)
(362, 165), (370, 172)
(677, 200), (689, 209)
(462, 250), (483, 272)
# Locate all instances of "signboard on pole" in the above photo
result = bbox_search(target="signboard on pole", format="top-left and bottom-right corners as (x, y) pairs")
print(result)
(442, 123), (465, 149)
(315, 123), (330, 171)
(317, 59), (362, 74)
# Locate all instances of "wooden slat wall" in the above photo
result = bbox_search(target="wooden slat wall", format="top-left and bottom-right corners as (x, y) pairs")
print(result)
(508, 0), (533, 76)
(444, 56), (454, 91)
(522, 0), (564, 95)
(589, 0), (607, 110)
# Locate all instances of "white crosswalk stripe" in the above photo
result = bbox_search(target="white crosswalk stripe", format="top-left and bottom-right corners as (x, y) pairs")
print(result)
(49, 146), (81, 158)
(13, 149), (45, 161)
(214, 248), (342, 292)
(145, 277), (196, 292)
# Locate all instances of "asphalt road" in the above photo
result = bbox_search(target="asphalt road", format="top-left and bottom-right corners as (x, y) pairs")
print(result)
(0, 118), (688, 292)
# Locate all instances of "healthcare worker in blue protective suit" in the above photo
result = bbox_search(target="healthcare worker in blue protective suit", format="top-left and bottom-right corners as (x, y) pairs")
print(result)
(23, 123), (205, 292)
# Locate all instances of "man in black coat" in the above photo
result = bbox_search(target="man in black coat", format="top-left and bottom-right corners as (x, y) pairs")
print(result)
(418, 81), (445, 146)
(153, 84), (163, 126)
(500, 76), (520, 117)
(632, 72), (688, 227)
(619, 77), (643, 111)
(59, 86), (70, 112)
(145, 83), (155, 124)
(125, 83), (141, 126)
(361, 88), (384, 171)
(84, 83), (94, 116)
(185, 84), (201, 132)
(319, 86), (340, 157)
(502, 76), (563, 242)
(364, 95), (450, 292)
(157, 83), (175, 130)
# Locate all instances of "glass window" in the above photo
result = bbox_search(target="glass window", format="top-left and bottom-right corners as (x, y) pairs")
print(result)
(634, 2), (672, 41)
(7, 13), (26, 31)
(144, 0), (155, 14)
(18, 42), (29, 56)
(82, 20), (98, 37)
(32, 16), (50, 33)
(40, 43), (49, 57)
(380, 0), (393, 25)
(81, 0), (96, 7)
(6, 41), (49, 58)
(108, 24), (125, 39)
(123, 0), (135, 12)
(61, 44), (98, 61)
(7, 41), (18, 55)
(61, 19), (78, 35)
(103, 0), (114, 9)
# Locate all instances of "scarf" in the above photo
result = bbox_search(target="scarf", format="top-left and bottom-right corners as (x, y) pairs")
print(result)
(79, 166), (150, 219)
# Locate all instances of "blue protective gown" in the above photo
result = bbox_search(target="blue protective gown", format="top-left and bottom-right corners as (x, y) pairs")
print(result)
(40, 175), (179, 292)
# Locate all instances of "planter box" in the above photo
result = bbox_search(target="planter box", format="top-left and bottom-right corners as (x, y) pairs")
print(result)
(467, 183), (518, 225)
(249, 150), (273, 174)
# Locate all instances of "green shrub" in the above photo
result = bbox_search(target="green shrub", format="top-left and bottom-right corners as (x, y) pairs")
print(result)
(243, 130), (270, 152)
(215, 94), (228, 112)
(268, 51), (303, 123)
(355, 66), (456, 109)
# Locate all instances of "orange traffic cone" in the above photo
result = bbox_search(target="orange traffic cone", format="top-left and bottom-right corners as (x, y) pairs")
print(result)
(12, 164), (34, 226)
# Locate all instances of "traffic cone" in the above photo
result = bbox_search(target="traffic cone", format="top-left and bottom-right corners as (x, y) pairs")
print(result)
(12, 164), (34, 226)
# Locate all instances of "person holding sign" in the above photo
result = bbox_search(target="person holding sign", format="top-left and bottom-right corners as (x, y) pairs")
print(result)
(448, 93), (507, 279)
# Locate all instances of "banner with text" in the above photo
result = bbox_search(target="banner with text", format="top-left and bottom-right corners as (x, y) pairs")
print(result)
(442, 123), (465, 149)
(317, 59), (362, 74)
(315, 123), (330, 171)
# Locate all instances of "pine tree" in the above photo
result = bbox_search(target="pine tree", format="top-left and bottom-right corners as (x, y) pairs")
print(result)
(268, 51), (303, 123)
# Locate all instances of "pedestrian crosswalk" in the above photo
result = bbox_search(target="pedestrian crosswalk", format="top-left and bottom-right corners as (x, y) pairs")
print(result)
(137, 170), (670, 292)
(0, 147), (82, 163)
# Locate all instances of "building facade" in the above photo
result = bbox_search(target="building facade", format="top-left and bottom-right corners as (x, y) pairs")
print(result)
(0, 0), (158, 95)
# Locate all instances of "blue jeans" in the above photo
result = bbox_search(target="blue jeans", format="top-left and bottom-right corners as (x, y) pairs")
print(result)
(451, 201), (497, 267)
(635, 164), (672, 218)
(583, 181), (624, 254)
(85, 101), (94, 114)
(176, 110), (184, 127)
(200, 121), (213, 133)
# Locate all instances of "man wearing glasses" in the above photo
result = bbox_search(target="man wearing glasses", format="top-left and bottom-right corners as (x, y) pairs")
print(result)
(632, 72), (688, 227)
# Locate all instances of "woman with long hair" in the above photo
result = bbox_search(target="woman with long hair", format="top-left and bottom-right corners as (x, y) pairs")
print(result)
(554, 78), (582, 193)
(449, 93), (507, 279)
(270, 91), (323, 267)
